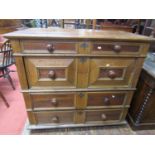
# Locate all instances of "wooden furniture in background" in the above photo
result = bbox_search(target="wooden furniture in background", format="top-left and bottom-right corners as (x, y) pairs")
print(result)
(0, 20), (22, 34)
(101, 24), (133, 32)
(127, 55), (155, 130)
(142, 20), (155, 51)
(92, 19), (96, 29)
(4, 28), (154, 129)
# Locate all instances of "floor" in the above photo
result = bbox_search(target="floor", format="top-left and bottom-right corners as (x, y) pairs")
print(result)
(22, 120), (155, 135)
(0, 65), (27, 134)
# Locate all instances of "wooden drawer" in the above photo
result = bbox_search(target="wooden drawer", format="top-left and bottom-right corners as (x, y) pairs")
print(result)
(85, 109), (122, 123)
(24, 57), (77, 89)
(88, 57), (140, 88)
(34, 111), (74, 124)
(31, 93), (75, 110)
(91, 41), (147, 56)
(28, 109), (124, 125)
(21, 40), (77, 54)
(24, 91), (133, 110)
(87, 91), (133, 108)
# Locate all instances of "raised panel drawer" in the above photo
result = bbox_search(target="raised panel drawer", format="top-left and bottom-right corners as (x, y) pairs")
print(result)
(91, 41), (147, 56)
(29, 109), (124, 125)
(34, 111), (74, 124)
(21, 40), (77, 54)
(89, 57), (139, 88)
(28, 91), (133, 110)
(87, 91), (133, 108)
(85, 109), (122, 123)
(31, 93), (75, 110)
(24, 57), (77, 89)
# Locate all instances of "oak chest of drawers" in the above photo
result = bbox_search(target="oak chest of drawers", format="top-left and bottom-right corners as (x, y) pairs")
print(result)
(4, 28), (154, 129)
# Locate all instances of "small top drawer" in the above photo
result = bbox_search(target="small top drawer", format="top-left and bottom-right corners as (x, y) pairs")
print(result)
(21, 40), (77, 54)
(91, 41), (148, 56)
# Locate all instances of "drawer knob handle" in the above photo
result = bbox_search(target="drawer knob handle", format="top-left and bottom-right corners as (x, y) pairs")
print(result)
(113, 45), (121, 52)
(108, 70), (117, 79)
(51, 98), (58, 106)
(48, 70), (56, 79)
(104, 97), (110, 104)
(101, 114), (107, 121)
(47, 44), (55, 52)
(79, 93), (85, 98)
(97, 46), (102, 50)
(52, 116), (59, 123)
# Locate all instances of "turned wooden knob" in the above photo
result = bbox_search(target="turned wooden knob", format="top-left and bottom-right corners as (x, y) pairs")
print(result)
(113, 45), (121, 52)
(48, 70), (56, 79)
(104, 97), (110, 104)
(47, 44), (55, 52)
(51, 98), (58, 106)
(97, 46), (102, 50)
(101, 114), (107, 121)
(52, 116), (59, 123)
(108, 70), (117, 79)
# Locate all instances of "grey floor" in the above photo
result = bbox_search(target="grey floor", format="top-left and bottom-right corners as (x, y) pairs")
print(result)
(22, 120), (155, 135)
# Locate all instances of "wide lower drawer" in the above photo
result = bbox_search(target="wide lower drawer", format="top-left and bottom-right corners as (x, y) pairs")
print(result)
(21, 39), (77, 54)
(27, 90), (133, 110)
(28, 109), (125, 125)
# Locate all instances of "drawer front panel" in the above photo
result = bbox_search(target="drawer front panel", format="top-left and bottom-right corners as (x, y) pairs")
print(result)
(91, 42), (146, 55)
(24, 57), (77, 89)
(31, 93), (75, 109)
(29, 109), (124, 125)
(35, 111), (74, 124)
(89, 58), (138, 88)
(85, 109), (122, 122)
(76, 91), (133, 109)
(22, 40), (77, 54)
(87, 92), (125, 107)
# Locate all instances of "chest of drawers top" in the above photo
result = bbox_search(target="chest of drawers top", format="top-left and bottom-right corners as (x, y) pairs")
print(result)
(4, 27), (155, 42)
(4, 28), (155, 58)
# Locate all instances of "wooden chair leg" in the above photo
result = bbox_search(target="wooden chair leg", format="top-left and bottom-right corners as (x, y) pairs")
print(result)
(0, 92), (10, 108)
(7, 74), (15, 90)
(4, 68), (15, 90)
